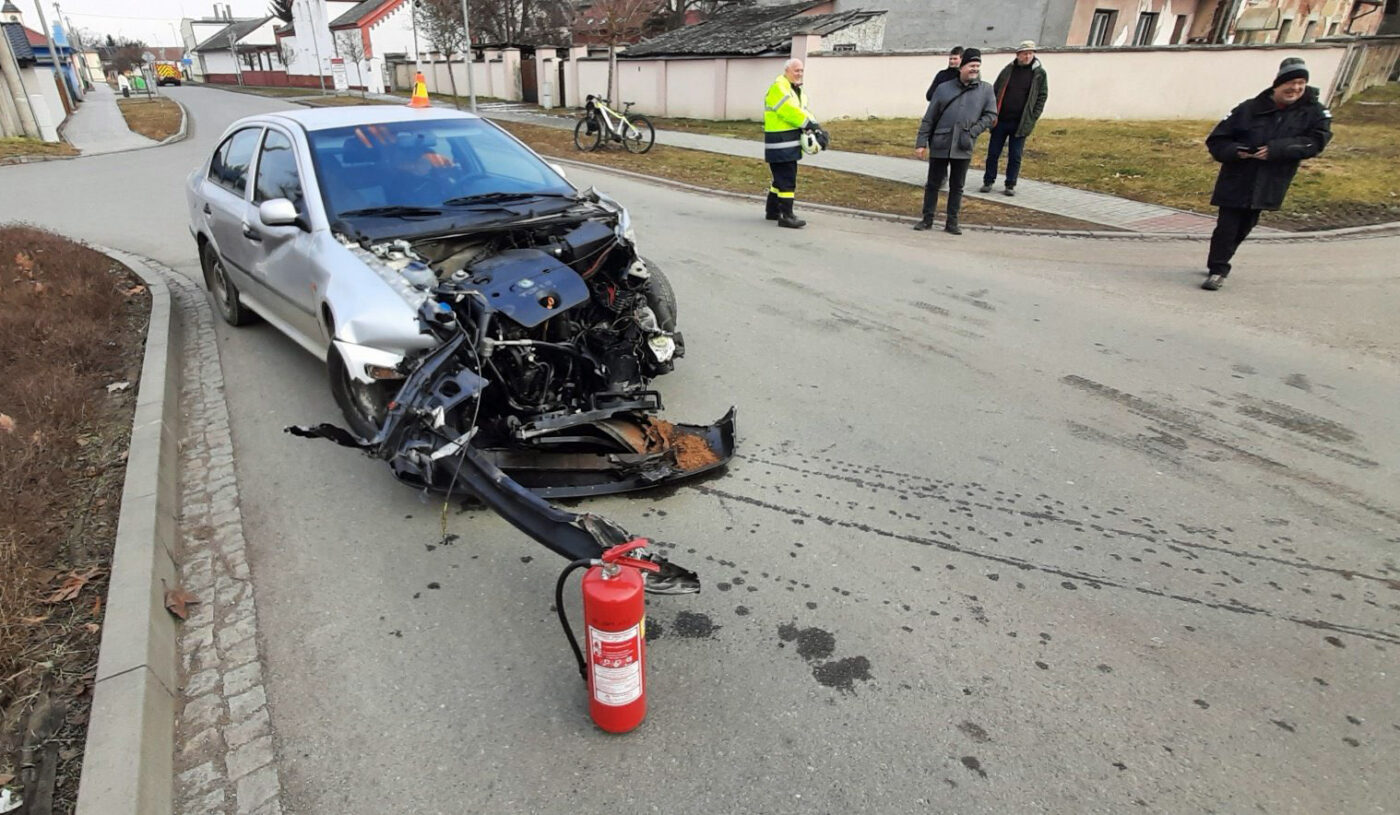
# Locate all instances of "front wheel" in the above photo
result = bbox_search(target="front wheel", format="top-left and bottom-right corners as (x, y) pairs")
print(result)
(328, 346), (394, 440)
(573, 117), (601, 152)
(621, 115), (655, 154)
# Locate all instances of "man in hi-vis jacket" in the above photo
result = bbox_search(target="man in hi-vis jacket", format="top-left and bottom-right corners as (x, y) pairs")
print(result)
(764, 58), (821, 229)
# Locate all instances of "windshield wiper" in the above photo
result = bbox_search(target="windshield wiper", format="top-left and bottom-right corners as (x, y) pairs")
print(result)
(441, 192), (578, 207)
(338, 205), (444, 218)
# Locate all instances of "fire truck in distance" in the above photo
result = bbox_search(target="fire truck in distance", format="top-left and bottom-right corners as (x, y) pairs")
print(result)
(155, 62), (182, 86)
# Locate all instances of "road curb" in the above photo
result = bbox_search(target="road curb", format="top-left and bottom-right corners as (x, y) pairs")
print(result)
(74, 248), (183, 815)
(158, 98), (191, 146)
(542, 154), (1400, 242)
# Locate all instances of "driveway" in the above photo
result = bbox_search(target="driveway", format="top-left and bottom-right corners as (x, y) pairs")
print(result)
(2, 85), (1398, 814)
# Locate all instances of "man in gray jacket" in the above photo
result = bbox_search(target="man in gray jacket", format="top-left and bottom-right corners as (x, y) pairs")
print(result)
(914, 48), (998, 234)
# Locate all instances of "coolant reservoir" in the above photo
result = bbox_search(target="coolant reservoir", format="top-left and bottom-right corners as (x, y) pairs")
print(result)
(401, 261), (437, 289)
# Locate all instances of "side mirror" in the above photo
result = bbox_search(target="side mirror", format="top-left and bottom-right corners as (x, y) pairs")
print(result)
(548, 162), (567, 180)
(259, 198), (300, 227)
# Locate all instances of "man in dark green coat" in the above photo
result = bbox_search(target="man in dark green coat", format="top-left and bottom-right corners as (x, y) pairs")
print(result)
(1202, 57), (1332, 291)
(979, 40), (1048, 196)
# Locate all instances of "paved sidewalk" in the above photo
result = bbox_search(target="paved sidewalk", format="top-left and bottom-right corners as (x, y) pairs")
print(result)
(63, 84), (159, 155)
(470, 103), (1225, 234)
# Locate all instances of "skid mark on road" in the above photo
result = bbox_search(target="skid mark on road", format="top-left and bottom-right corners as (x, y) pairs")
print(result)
(1060, 375), (1398, 524)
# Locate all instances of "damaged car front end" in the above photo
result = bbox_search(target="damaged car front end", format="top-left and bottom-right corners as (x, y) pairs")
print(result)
(203, 110), (736, 588)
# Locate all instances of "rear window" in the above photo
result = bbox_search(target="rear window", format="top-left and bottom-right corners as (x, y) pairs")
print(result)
(208, 128), (262, 198)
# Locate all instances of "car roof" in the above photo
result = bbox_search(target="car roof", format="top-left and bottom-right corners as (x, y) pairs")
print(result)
(254, 105), (483, 132)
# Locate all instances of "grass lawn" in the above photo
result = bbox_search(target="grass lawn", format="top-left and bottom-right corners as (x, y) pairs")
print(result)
(115, 98), (183, 141)
(0, 138), (79, 161)
(644, 82), (1400, 231)
(494, 120), (1111, 231)
(230, 84), (326, 97)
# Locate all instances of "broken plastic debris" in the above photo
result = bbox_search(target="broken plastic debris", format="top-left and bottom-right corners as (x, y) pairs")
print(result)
(106, 381), (131, 394)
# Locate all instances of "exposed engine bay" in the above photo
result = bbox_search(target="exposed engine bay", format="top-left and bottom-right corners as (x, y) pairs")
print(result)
(290, 189), (734, 591)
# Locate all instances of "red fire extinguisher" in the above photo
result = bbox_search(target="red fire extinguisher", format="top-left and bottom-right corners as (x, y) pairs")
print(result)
(556, 539), (660, 733)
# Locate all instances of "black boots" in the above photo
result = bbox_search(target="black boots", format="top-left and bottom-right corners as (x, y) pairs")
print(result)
(944, 220), (962, 235)
(1202, 273), (1225, 291)
(766, 192), (780, 221)
(912, 218), (934, 231)
(776, 198), (805, 229)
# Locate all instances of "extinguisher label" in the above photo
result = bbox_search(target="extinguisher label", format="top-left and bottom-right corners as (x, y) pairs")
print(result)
(588, 624), (642, 706)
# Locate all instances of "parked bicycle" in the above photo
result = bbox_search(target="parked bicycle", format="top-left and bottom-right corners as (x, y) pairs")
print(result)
(574, 94), (656, 154)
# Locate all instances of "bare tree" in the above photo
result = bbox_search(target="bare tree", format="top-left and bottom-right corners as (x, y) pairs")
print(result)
(656, 0), (750, 31)
(413, 0), (467, 107)
(268, 0), (294, 24)
(573, 0), (663, 101)
(277, 37), (297, 70)
(335, 30), (368, 95)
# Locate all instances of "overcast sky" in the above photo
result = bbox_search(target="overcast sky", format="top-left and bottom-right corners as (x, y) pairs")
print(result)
(16, 0), (273, 46)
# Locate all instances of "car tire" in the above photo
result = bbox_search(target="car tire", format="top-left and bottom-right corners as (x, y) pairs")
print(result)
(642, 257), (677, 332)
(328, 345), (393, 440)
(200, 241), (255, 326)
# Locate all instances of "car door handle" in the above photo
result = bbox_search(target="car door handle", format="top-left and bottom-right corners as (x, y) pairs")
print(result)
(242, 225), (263, 242)
(203, 203), (212, 215)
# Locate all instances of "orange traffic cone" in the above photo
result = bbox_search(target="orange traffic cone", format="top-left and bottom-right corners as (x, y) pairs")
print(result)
(409, 72), (430, 108)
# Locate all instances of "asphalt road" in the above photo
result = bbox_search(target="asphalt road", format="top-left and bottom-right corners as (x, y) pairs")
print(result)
(3, 86), (1398, 814)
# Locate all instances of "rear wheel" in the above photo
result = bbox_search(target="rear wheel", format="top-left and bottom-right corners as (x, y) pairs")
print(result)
(200, 241), (255, 326)
(573, 117), (601, 152)
(328, 345), (394, 439)
(621, 115), (655, 154)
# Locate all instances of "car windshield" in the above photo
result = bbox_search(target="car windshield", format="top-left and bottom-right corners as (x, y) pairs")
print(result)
(306, 118), (574, 220)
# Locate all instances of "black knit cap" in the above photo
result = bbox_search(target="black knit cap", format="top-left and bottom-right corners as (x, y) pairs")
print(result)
(961, 48), (982, 64)
(1274, 57), (1308, 87)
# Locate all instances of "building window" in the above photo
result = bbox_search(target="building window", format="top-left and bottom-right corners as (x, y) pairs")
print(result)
(1302, 20), (1317, 41)
(1388, 0), (1398, 14)
(832, 43), (856, 52)
(1328, 21), (1339, 36)
(1170, 14), (1188, 43)
(1133, 12), (1159, 45)
(1087, 9), (1117, 46)
(1276, 18), (1293, 42)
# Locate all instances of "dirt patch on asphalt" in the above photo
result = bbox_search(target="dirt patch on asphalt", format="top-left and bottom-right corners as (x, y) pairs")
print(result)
(0, 226), (149, 813)
(116, 97), (183, 141)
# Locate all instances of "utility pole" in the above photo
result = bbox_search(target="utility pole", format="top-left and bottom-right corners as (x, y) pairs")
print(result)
(227, 30), (244, 85)
(459, 0), (476, 110)
(31, 0), (74, 111)
(303, 0), (328, 94)
(56, 5), (93, 91)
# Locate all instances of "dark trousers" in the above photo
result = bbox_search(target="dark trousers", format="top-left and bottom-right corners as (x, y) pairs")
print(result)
(921, 158), (970, 224)
(767, 161), (798, 216)
(982, 118), (1026, 187)
(1207, 206), (1262, 276)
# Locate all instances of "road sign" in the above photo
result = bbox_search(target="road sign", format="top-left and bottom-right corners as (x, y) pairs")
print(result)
(142, 51), (155, 64)
(330, 58), (348, 92)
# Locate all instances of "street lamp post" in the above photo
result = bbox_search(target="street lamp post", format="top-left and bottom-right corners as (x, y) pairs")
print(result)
(459, 0), (476, 111)
(31, 0), (73, 111)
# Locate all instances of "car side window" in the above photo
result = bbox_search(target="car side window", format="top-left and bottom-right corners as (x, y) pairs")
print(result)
(208, 128), (261, 198)
(254, 130), (304, 207)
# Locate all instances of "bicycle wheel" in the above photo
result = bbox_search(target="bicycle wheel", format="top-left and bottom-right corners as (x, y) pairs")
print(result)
(573, 117), (601, 152)
(621, 115), (655, 154)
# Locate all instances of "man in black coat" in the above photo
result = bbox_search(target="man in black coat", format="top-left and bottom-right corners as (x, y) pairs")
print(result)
(1202, 57), (1332, 291)
(925, 47), (962, 101)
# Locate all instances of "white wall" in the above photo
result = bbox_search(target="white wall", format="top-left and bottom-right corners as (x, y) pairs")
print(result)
(289, 0), (337, 78)
(364, 1), (418, 61)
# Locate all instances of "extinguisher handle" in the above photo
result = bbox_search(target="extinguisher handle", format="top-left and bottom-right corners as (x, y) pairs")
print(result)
(602, 539), (662, 573)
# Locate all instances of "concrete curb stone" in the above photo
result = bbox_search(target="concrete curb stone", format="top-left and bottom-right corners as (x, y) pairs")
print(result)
(75, 248), (182, 815)
(72, 248), (287, 815)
